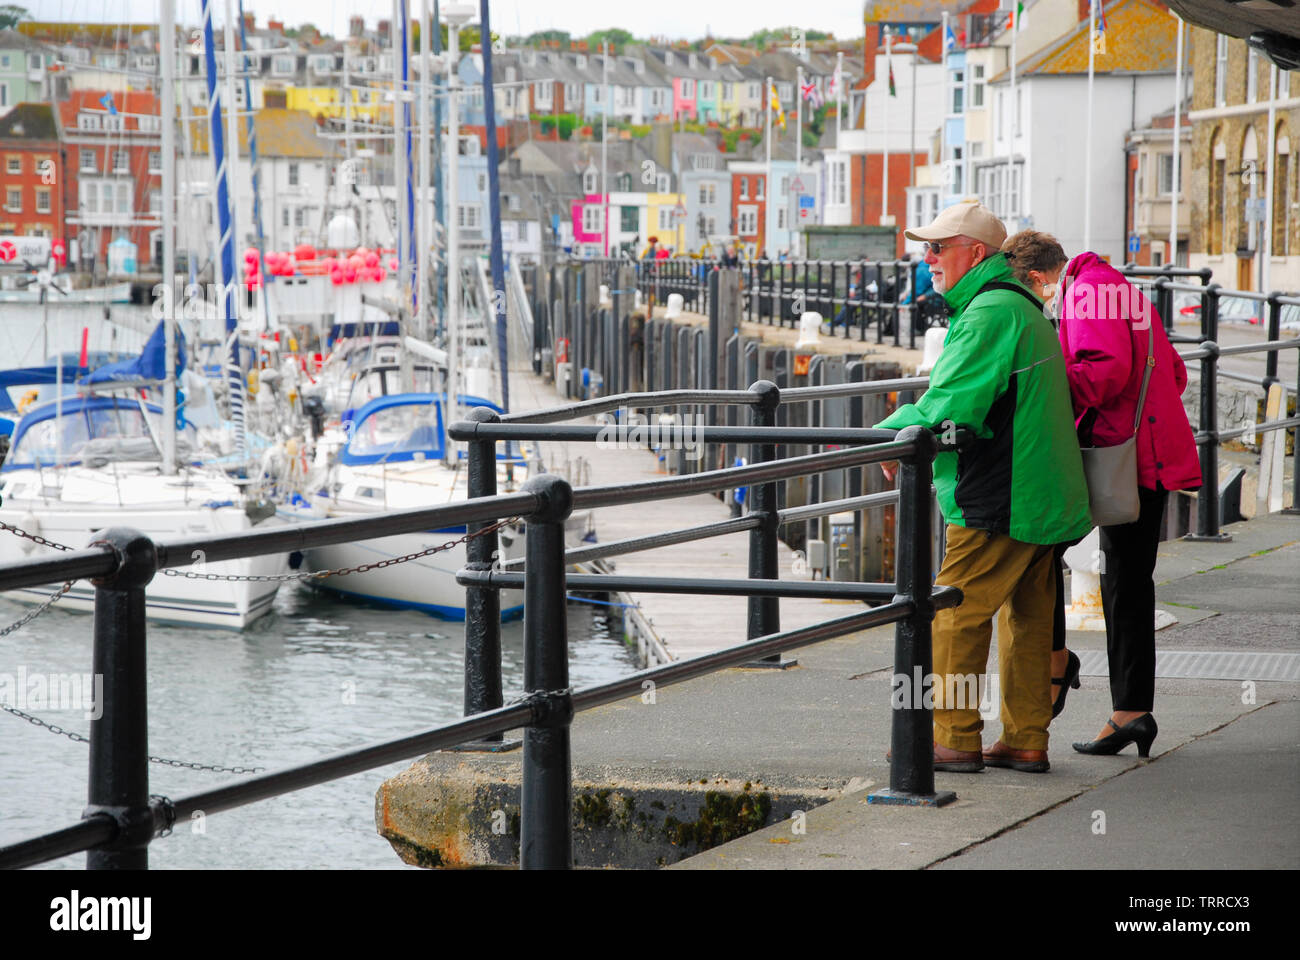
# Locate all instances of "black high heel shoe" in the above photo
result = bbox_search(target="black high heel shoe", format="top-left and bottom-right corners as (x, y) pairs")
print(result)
(1072, 714), (1158, 758)
(1051, 650), (1081, 720)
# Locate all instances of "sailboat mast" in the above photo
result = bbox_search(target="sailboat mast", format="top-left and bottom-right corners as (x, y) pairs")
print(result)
(161, 0), (177, 474)
(479, 0), (508, 413)
(200, 0), (246, 459)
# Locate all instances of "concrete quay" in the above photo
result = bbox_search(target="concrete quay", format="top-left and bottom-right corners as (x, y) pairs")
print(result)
(376, 503), (1299, 869)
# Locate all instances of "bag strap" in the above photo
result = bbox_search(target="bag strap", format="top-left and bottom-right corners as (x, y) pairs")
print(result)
(974, 279), (1044, 314)
(1131, 317), (1156, 436)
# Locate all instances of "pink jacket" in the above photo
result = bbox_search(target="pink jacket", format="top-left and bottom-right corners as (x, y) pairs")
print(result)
(1059, 253), (1201, 492)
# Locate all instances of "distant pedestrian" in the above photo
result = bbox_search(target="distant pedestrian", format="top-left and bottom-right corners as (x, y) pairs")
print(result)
(641, 236), (660, 261)
(721, 243), (740, 268)
(1009, 232), (1200, 759)
(877, 201), (1093, 774)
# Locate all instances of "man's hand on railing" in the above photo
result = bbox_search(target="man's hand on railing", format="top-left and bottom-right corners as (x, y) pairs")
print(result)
(880, 461), (898, 484)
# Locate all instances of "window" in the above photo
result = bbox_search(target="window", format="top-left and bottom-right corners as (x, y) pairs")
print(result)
(1208, 131), (1225, 255)
(780, 175), (790, 194)
(288, 163), (299, 186)
(738, 204), (757, 235)
(739, 176), (748, 200)
(459, 205), (482, 229)
(723, 82), (733, 100)
(699, 182), (716, 205)
(148, 150), (162, 173)
(1273, 136), (1290, 255)
(35, 188), (51, 214)
(1216, 35), (1228, 108)
(116, 182), (129, 213)
(700, 81), (713, 100)
(138, 115), (161, 133)
(1281, 71), (1291, 99)
(582, 169), (597, 194)
(1157, 153), (1181, 195)
(777, 207), (786, 229)
(5, 155), (18, 175)
(113, 149), (129, 173)
(756, 176), (764, 200)
(274, 56), (295, 75)
(78, 112), (101, 131)
(950, 147), (964, 192)
(565, 83), (579, 102)
(1248, 48), (1259, 104)
(620, 205), (638, 232)
(81, 148), (96, 172)
(477, 172), (486, 192)
(952, 69), (964, 114)
(656, 173), (669, 192)
(536, 80), (553, 106)
(1015, 87), (1022, 137)
(5, 188), (20, 212)
(149, 189), (162, 214)
(294, 207), (307, 227)
(996, 90), (1005, 140)
(657, 207), (673, 230)
(681, 78), (694, 98)
(831, 160), (847, 205)
(282, 206), (290, 227)
(582, 204), (602, 234)
(971, 64), (985, 108)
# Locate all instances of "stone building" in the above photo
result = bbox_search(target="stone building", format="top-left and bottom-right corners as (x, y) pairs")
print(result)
(1186, 27), (1299, 292)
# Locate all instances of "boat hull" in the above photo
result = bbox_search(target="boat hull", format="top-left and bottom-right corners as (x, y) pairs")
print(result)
(302, 526), (526, 621)
(0, 504), (288, 630)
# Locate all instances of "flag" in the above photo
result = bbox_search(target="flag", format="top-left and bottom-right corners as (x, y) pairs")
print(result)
(99, 92), (117, 115)
(1092, 0), (1107, 55)
(769, 81), (786, 130)
(944, 23), (957, 52)
(801, 79), (822, 108)
(827, 67), (839, 97)
(888, 60), (896, 97)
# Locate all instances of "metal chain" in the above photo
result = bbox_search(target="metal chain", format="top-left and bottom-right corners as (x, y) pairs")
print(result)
(160, 517), (522, 583)
(0, 581), (73, 638)
(0, 520), (75, 553)
(0, 703), (265, 774)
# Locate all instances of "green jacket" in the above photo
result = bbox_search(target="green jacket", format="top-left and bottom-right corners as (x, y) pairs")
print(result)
(877, 253), (1092, 545)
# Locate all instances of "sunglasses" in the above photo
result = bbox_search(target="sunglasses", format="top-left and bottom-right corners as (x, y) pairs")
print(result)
(923, 240), (982, 256)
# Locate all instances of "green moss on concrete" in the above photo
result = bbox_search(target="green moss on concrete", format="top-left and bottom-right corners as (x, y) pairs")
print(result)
(661, 784), (773, 855)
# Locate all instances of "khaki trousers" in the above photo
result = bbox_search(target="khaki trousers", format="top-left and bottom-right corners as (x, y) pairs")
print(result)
(932, 525), (1056, 752)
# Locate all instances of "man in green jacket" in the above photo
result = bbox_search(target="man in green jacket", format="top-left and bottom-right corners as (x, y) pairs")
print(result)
(878, 200), (1092, 773)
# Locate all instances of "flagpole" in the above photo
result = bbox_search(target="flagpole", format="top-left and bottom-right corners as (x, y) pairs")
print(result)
(765, 74), (773, 259)
(1084, 0), (1095, 252)
(881, 29), (890, 228)
(909, 38), (917, 193)
(1169, 11), (1184, 267)
(796, 64), (802, 257)
(940, 11), (948, 202)
(602, 39), (609, 257)
(835, 51), (843, 148)
(1006, 3), (1017, 223)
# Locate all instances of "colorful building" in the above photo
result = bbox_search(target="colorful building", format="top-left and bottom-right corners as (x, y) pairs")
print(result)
(0, 103), (65, 245)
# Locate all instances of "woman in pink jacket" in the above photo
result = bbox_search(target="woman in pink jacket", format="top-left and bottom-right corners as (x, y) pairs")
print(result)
(1004, 236), (1200, 758)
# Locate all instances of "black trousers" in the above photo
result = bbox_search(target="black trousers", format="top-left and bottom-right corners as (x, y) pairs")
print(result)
(1098, 485), (1168, 712)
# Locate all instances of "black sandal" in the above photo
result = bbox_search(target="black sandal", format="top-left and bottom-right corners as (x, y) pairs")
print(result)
(1051, 650), (1081, 720)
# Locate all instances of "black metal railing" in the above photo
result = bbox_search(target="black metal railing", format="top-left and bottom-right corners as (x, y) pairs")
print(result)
(0, 379), (963, 870)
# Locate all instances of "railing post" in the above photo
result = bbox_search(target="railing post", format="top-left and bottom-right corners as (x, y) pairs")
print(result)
(519, 474), (574, 869)
(1153, 274), (1173, 336)
(868, 426), (955, 807)
(1287, 346), (1300, 516)
(892, 260), (903, 347)
(84, 527), (157, 869)
(743, 379), (795, 668)
(1186, 334), (1231, 542)
(456, 406), (519, 752)
(1264, 291), (1282, 391)
(908, 258), (920, 350)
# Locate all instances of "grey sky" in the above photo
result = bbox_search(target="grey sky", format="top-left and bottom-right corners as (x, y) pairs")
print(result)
(25, 0), (866, 44)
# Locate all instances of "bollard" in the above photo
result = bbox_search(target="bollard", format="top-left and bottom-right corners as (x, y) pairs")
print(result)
(742, 380), (795, 668)
(455, 407), (519, 752)
(84, 527), (157, 869)
(1264, 292), (1282, 391)
(519, 474), (574, 869)
(1187, 334), (1231, 542)
(868, 427), (956, 807)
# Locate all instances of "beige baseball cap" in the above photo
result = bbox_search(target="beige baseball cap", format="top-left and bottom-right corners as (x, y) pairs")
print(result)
(904, 198), (1006, 250)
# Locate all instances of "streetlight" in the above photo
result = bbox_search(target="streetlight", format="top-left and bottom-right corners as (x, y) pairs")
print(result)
(442, 1), (475, 465)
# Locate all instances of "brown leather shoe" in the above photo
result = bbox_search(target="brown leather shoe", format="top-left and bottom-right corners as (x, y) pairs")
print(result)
(982, 740), (1050, 773)
(886, 743), (984, 772)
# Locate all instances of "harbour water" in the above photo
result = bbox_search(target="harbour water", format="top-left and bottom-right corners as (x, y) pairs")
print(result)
(0, 583), (638, 869)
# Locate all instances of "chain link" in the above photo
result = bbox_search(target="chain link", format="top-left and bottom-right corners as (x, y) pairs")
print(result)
(0, 520), (75, 553)
(160, 516), (521, 583)
(0, 702), (266, 774)
(0, 581), (73, 638)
